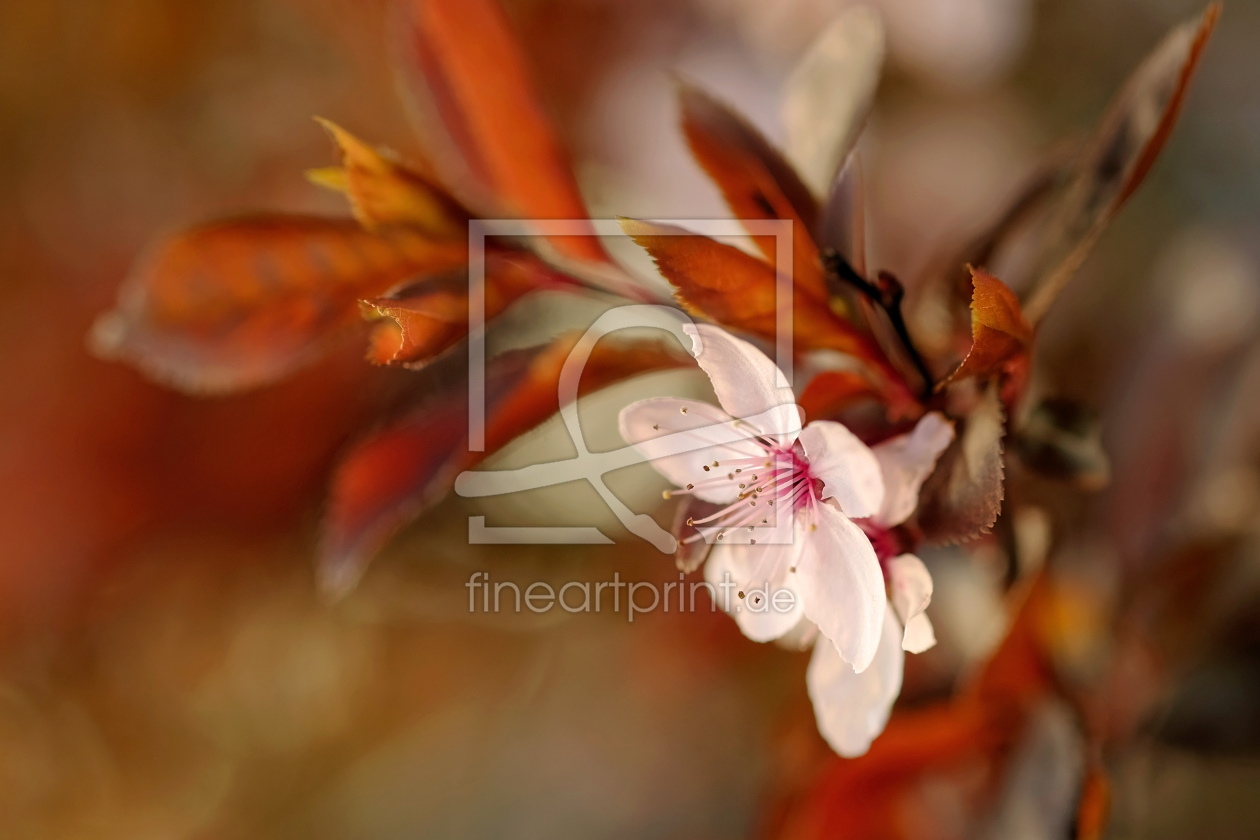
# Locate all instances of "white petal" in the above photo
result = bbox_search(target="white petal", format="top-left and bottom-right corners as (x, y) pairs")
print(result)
(795, 502), (886, 672)
(798, 420), (884, 519)
(901, 612), (936, 655)
(684, 324), (801, 445)
(782, 6), (885, 198)
(871, 411), (954, 527)
(619, 397), (766, 504)
(774, 616), (820, 651)
(807, 607), (904, 757)
(705, 540), (806, 642)
(889, 555), (935, 653)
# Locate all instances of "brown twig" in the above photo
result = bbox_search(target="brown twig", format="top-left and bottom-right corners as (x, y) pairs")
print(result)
(821, 249), (934, 401)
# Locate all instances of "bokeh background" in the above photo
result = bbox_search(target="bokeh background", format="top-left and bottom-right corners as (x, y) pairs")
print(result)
(2, 0), (1258, 837)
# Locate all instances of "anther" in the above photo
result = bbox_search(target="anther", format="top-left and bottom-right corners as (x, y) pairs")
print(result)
(662, 490), (672, 500)
(686, 484), (694, 490)
(686, 517), (694, 526)
(680, 406), (688, 414)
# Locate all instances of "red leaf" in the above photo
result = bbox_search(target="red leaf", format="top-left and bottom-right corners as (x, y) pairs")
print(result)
(90, 216), (468, 393)
(678, 83), (825, 300)
(318, 335), (691, 594)
(398, 0), (607, 263)
(1022, 3), (1220, 324)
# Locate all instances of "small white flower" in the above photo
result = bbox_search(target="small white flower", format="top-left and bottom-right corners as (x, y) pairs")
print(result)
(618, 323), (953, 755)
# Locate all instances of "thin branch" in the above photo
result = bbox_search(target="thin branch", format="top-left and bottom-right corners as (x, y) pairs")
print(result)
(820, 248), (934, 400)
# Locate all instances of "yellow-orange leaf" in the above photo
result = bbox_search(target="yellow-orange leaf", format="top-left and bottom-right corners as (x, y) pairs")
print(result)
(91, 215), (467, 393)
(315, 118), (467, 239)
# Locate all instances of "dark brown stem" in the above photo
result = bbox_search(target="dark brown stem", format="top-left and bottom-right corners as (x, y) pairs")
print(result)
(821, 249), (935, 401)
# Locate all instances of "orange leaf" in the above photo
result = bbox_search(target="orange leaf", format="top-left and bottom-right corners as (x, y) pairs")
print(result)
(1022, 3), (1220, 324)
(678, 83), (825, 300)
(364, 251), (575, 368)
(90, 216), (467, 393)
(940, 267), (1032, 389)
(798, 370), (880, 422)
(398, 0), (607, 263)
(1075, 763), (1111, 840)
(314, 119), (468, 238)
(620, 217), (917, 412)
(317, 335), (691, 595)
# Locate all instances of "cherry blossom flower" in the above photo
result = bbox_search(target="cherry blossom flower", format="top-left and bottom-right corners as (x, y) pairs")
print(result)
(619, 323), (953, 754)
(806, 413), (953, 756)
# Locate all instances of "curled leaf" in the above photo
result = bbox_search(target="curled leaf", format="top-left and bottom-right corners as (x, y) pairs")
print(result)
(90, 216), (467, 393)
(318, 334), (690, 595)
(396, 0), (607, 262)
(315, 118), (467, 238)
(1022, 3), (1220, 324)
(940, 267), (1032, 390)
(363, 251), (574, 368)
(781, 6), (885, 199)
(678, 82), (824, 299)
(916, 381), (1006, 544)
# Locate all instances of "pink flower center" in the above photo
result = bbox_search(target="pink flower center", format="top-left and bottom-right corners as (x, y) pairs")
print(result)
(671, 439), (822, 546)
